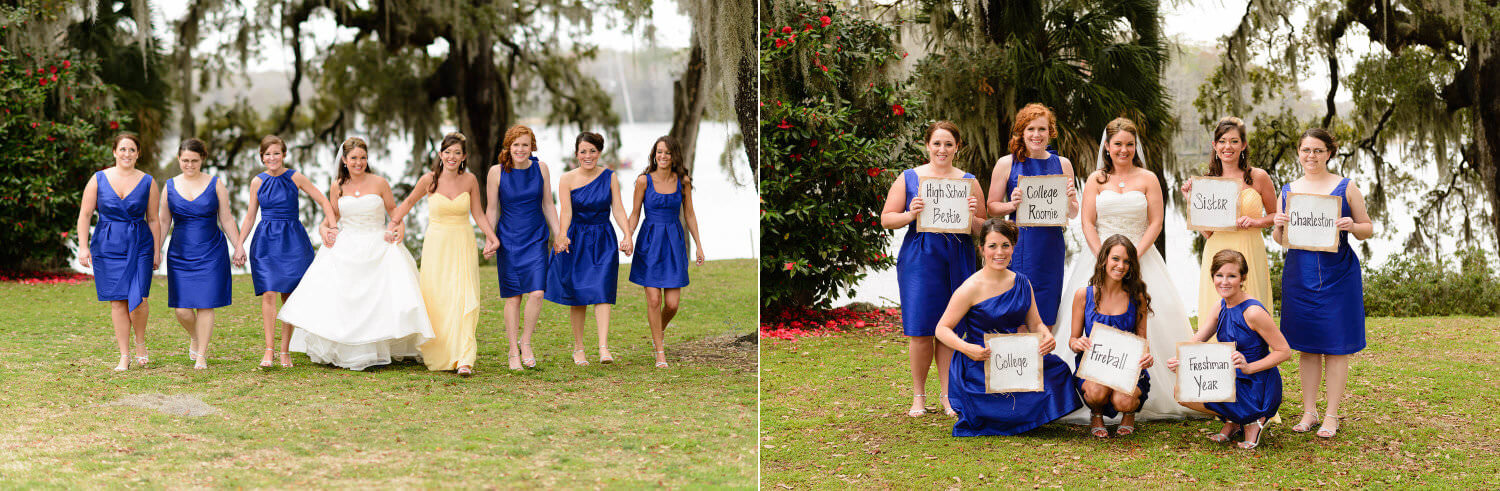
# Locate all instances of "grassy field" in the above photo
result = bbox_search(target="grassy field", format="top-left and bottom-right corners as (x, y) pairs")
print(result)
(0, 259), (756, 488)
(762, 316), (1500, 488)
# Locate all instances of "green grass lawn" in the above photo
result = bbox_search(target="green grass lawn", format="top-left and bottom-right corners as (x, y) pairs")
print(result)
(762, 317), (1500, 488)
(0, 259), (756, 488)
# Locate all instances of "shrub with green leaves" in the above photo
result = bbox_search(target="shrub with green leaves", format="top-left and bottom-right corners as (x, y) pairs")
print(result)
(760, 1), (926, 312)
(1362, 249), (1500, 317)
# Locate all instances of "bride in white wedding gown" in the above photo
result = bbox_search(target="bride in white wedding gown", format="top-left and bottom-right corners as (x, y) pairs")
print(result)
(1052, 119), (1200, 423)
(279, 138), (434, 371)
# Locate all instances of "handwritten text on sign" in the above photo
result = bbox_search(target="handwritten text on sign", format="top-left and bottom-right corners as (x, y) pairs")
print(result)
(1075, 323), (1147, 394)
(1016, 175), (1068, 227)
(984, 333), (1044, 393)
(1285, 193), (1343, 252)
(1187, 176), (1241, 232)
(1174, 342), (1237, 403)
(916, 177), (974, 234)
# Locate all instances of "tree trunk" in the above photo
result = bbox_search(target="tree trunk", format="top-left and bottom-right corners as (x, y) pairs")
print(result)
(451, 34), (511, 209)
(669, 38), (708, 177)
(736, 45), (758, 187)
(1477, 39), (1500, 250)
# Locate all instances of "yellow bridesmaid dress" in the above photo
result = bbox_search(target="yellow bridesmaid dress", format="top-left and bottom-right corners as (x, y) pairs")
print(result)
(418, 192), (482, 370)
(1197, 187), (1275, 319)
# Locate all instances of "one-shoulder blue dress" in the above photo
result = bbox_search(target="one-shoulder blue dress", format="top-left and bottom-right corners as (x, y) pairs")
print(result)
(1279, 178), (1365, 354)
(629, 173), (690, 289)
(1204, 298), (1282, 424)
(90, 171), (154, 311)
(1007, 154), (1067, 326)
(546, 169), (618, 305)
(496, 157), (551, 297)
(949, 274), (1082, 436)
(166, 177), (232, 308)
(249, 169), (315, 296)
(1074, 286), (1149, 416)
(897, 168), (977, 336)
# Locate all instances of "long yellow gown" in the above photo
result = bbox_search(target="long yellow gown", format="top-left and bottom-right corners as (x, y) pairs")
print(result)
(418, 192), (482, 370)
(1197, 187), (1275, 319)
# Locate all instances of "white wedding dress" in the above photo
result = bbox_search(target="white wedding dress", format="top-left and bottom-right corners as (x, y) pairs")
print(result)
(1051, 190), (1201, 422)
(279, 194), (434, 370)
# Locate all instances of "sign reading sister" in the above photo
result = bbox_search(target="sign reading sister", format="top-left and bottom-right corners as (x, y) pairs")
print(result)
(983, 333), (1044, 393)
(1174, 341), (1237, 403)
(1186, 176), (1241, 232)
(1016, 175), (1069, 227)
(1285, 192), (1343, 252)
(916, 177), (975, 234)
(1075, 323), (1147, 394)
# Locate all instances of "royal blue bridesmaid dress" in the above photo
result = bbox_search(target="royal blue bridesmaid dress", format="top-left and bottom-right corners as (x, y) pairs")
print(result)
(166, 177), (232, 308)
(896, 168), (976, 336)
(496, 156), (551, 297)
(248, 169), (315, 296)
(1074, 286), (1150, 416)
(628, 172), (689, 289)
(546, 169), (618, 305)
(1204, 298), (1282, 424)
(1279, 178), (1365, 354)
(90, 171), (154, 311)
(948, 274), (1082, 436)
(1007, 153), (1067, 326)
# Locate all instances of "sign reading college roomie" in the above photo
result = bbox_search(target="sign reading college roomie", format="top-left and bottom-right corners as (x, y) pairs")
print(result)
(916, 177), (976, 234)
(983, 333), (1044, 393)
(1015, 175), (1069, 227)
(1285, 193), (1343, 252)
(1075, 323), (1147, 394)
(1186, 176), (1242, 232)
(1174, 341), (1237, 403)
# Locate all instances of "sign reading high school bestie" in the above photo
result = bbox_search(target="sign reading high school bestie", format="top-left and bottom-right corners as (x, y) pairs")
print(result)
(983, 333), (1044, 393)
(1187, 176), (1241, 232)
(1174, 341), (1237, 403)
(1075, 323), (1147, 394)
(1016, 175), (1069, 227)
(1285, 193), (1343, 252)
(916, 177), (975, 234)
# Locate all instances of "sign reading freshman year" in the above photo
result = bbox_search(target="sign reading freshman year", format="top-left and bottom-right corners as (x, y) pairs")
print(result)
(1285, 193), (1343, 252)
(1186, 176), (1241, 232)
(916, 177), (976, 234)
(1174, 341), (1237, 403)
(1016, 175), (1069, 227)
(983, 333), (1044, 393)
(1075, 323), (1147, 394)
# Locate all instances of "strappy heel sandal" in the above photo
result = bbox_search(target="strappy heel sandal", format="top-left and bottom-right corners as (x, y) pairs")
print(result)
(654, 350), (668, 368)
(193, 354), (208, 370)
(1316, 414), (1339, 438)
(907, 394), (927, 417)
(520, 343), (537, 368)
(457, 365), (473, 377)
(1115, 412), (1137, 436)
(1292, 411), (1318, 433)
(573, 349), (589, 366)
(113, 354), (130, 372)
(279, 351), (293, 368)
(1089, 413), (1109, 438)
(599, 346), (614, 364)
(135, 354), (150, 369)
(1239, 419), (1268, 449)
(259, 348), (275, 368)
(938, 393), (957, 417)
(1208, 421), (1243, 443)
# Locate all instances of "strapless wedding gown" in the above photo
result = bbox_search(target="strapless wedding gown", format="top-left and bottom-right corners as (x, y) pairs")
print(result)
(280, 194), (435, 370)
(1052, 190), (1200, 422)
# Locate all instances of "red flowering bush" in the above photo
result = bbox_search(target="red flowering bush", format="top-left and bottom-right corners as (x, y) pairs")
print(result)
(760, 306), (901, 341)
(761, 1), (925, 312)
(0, 33), (118, 270)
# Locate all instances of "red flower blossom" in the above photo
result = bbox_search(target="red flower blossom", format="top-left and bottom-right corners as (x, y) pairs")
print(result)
(777, 119), (792, 129)
(784, 262), (795, 271)
(810, 139), (818, 147)
(48, 65), (56, 74)
(820, 65), (828, 72)
(803, 24), (813, 32)
(867, 167), (882, 177)
(820, 15), (832, 27)
(30, 122), (38, 129)
(38, 77), (47, 86)
(108, 121), (119, 130)
(46, 136), (55, 141)
(789, 154), (802, 161)
(62, 60), (70, 69)
(781, 26), (793, 34)
(49, 74), (56, 82)
(774, 38), (787, 48)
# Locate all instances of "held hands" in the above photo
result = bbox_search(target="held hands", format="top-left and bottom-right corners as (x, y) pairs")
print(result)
(553, 235), (572, 254)
(153, 251), (162, 270)
(619, 241), (634, 256)
(963, 342), (992, 362)
(482, 236), (499, 258)
(321, 227), (338, 248)
(1068, 336), (1091, 354)
(232, 246), (247, 267)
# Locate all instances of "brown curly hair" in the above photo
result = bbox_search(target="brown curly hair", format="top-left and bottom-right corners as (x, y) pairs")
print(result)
(1088, 234), (1153, 316)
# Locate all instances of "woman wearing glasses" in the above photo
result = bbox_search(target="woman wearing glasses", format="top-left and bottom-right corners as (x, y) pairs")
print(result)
(1271, 128), (1374, 439)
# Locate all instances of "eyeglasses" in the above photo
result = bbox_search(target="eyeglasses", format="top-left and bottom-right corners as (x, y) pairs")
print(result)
(1298, 147), (1328, 156)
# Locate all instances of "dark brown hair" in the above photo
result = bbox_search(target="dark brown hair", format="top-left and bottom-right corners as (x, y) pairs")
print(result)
(1298, 127), (1339, 156)
(1095, 117), (1145, 184)
(976, 218), (1019, 251)
(1210, 249), (1250, 278)
(259, 135), (286, 157)
(1088, 234), (1154, 316)
(499, 125), (537, 173)
(924, 120), (963, 148)
(643, 135), (687, 182)
(1208, 116), (1252, 185)
(336, 137), (369, 186)
(431, 132), (467, 193)
(177, 138), (208, 159)
(111, 133), (141, 152)
(575, 132), (605, 154)
(1009, 104), (1057, 162)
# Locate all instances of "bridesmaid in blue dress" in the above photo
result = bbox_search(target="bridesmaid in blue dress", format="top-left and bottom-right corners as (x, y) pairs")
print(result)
(936, 219), (1079, 436)
(1169, 249), (1292, 449)
(988, 103), (1077, 330)
(234, 135), (337, 368)
(1271, 128), (1375, 439)
(627, 135), (706, 368)
(1067, 234), (1155, 437)
(485, 125), (560, 370)
(76, 133), (163, 371)
(547, 132), (634, 366)
(159, 139), (245, 369)
(881, 121), (985, 417)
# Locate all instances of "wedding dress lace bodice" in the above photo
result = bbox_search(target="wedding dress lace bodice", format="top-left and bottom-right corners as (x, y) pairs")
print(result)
(1094, 190), (1149, 243)
(337, 195), (387, 232)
